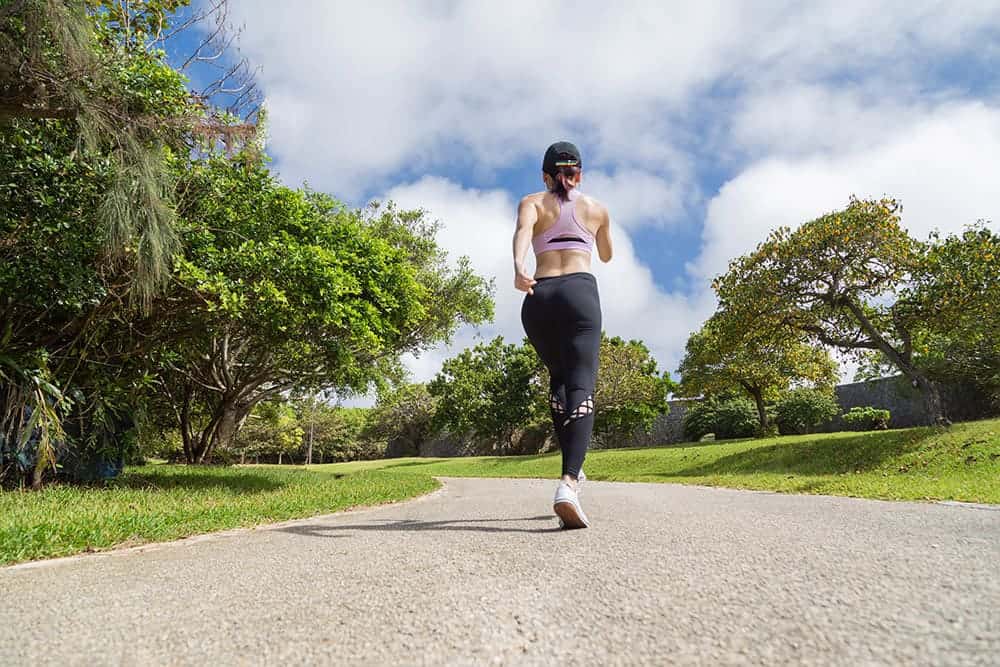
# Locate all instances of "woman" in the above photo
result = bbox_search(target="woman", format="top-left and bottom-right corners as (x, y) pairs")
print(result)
(512, 141), (613, 529)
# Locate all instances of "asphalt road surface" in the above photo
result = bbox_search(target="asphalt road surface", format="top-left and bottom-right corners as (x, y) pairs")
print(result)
(2, 477), (998, 665)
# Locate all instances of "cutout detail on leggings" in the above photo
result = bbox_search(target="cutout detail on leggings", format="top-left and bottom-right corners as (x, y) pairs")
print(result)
(550, 392), (565, 414)
(562, 395), (594, 426)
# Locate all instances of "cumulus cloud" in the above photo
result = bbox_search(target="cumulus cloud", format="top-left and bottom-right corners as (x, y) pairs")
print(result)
(379, 177), (713, 388)
(222, 0), (1000, 401)
(231, 1), (999, 198)
(692, 102), (1000, 285)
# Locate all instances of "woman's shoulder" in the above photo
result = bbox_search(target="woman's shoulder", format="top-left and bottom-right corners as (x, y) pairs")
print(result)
(578, 192), (609, 221)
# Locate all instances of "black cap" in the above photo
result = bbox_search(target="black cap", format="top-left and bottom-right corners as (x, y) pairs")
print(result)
(542, 141), (582, 176)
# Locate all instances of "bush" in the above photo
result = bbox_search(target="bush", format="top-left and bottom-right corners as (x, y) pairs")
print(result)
(683, 397), (757, 441)
(755, 423), (780, 439)
(842, 406), (891, 431)
(775, 388), (840, 435)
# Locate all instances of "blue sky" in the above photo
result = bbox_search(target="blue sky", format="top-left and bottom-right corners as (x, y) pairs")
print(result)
(170, 1), (1000, 395)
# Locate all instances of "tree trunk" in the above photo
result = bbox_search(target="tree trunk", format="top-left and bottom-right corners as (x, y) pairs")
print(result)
(912, 373), (949, 426)
(842, 298), (948, 425)
(278, 452), (283, 465)
(307, 419), (314, 466)
(188, 398), (253, 463)
(751, 387), (768, 430)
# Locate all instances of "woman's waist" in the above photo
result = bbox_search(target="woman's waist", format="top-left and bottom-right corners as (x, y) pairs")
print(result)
(533, 251), (593, 280)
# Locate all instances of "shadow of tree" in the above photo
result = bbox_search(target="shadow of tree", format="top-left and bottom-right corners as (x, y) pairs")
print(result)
(276, 515), (562, 537)
(116, 469), (340, 493)
(666, 429), (934, 478)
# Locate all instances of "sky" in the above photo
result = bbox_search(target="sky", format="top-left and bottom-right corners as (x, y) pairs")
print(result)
(179, 1), (999, 405)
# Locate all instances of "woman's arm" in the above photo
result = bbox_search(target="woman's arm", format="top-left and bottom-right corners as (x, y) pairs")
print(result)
(595, 203), (613, 263)
(512, 196), (538, 294)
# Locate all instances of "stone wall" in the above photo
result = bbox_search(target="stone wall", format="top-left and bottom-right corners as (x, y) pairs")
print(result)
(617, 375), (997, 449)
(411, 375), (996, 456)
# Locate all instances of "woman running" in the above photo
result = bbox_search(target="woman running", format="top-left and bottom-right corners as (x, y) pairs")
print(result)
(512, 141), (613, 529)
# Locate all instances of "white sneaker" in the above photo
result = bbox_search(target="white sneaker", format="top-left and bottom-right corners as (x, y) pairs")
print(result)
(577, 469), (586, 496)
(553, 482), (590, 529)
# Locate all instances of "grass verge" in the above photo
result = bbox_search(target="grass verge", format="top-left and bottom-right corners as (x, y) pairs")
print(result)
(312, 418), (1000, 503)
(0, 466), (438, 566)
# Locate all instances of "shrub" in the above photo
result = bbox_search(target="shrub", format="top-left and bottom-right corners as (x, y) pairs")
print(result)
(842, 406), (891, 431)
(683, 397), (757, 441)
(755, 423), (780, 439)
(775, 388), (840, 435)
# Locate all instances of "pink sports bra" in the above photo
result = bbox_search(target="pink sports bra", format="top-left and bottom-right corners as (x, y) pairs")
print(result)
(531, 189), (595, 256)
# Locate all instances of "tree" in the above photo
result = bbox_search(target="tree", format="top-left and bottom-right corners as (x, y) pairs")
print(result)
(677, 310), (837, 431)
(714, 197), (949, 424)
(231, 400), (302, 465)
(590, 335), (674, 447)
(153, 159), (492, 463)
(774, 388), (840, 435)
(903, 223), (1000, 406)
(364, 383), (437, 458)
(428, 337), (541, 453)
(0, 1), (252, 486)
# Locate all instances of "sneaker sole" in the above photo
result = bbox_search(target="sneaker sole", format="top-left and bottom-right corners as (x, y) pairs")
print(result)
(554, 500), (589, 529)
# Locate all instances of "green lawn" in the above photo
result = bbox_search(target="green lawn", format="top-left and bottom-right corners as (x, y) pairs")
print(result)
(311, 417), (1000, 503)
(0, 466), (438, 566)
(4, 418), (997, 566)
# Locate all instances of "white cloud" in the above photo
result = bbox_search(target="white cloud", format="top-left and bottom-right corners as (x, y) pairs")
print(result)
(379, 177), (712, 390)
(220, 1), (1000, 401)
(231, 1), (1000, 198)
(691, 101), (1000, 285)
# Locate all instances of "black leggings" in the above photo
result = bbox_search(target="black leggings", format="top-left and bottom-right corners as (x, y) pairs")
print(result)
(520, 272), (601, 479)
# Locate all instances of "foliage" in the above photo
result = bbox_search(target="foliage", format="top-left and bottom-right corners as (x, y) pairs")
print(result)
(682, 396), (757, 441)
(151, 158), (492, 463)
(677, 309), (837, 429)
(774, 388), (840, 435)
(428, 337), (541, 452)
(904, 223), (1000, 405)
(307, 406), (379, 463)
(714, 197), (946, 423)
(364, 383), (437, 458)
(591, 335), (674, 447)
(842, 406), (891, 431)
(231, 401), (303, 464)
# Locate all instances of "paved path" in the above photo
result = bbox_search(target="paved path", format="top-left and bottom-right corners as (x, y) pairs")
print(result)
(2, 478), (999, 666)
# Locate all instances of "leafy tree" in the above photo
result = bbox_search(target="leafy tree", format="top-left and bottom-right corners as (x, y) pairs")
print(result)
(774, 388), (840, 435)
(590, 335), (673, 447)
(364, 383), (437, 458)
(150, 158), (491, 463)
(714, 197), (949, 424)
(428, 337), (540, 453)
(231, 400), (303, 465)
(312, 407), (377, 463)
(682, 396), (757, 441)
(904, 223), (1000, 407)
(677, 310), (837, 431)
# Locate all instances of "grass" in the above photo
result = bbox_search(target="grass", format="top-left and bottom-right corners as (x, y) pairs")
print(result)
(0, 466), (439, 566)
(310, 417), (1000, 504)
(4, 418), (997, 566)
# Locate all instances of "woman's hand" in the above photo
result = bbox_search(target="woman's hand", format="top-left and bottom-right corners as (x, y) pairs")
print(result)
(514, 265), (537, 295)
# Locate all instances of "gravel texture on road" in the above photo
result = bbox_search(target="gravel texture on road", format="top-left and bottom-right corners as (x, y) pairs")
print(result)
(2, 477), (999, 666)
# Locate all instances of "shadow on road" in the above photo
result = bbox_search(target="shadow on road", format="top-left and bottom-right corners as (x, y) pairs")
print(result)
(275, 515), (562, 537)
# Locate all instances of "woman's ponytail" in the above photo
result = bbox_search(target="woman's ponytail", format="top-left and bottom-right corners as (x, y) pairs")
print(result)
(549, 165), (581, 202)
